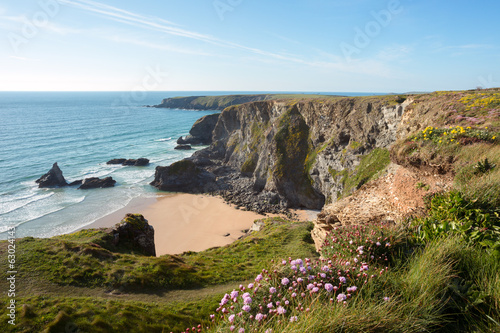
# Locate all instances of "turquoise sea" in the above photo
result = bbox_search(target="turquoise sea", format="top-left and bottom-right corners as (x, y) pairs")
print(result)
(0, 91), (382, 239)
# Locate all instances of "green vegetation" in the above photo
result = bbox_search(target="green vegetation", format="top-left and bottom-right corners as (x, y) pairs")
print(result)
(0, 219), (318, 332)
(330, 148), (391, 198)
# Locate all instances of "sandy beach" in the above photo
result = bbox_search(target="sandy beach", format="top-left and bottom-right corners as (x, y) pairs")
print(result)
(86, 193), (267, 256)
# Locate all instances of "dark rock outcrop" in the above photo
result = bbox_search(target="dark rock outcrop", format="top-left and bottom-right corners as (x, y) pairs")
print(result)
(177, 113), (220, 145)
(174, 144), (192, 150)
(106, 158), (127, 165)
(35, 163), (68, 188)
(68, 180), (83, 186)
(78, 177), (116, 189)
(107, 158), (149, 166)
(111, 214), (156, 256)
(150, 159), (217, 193)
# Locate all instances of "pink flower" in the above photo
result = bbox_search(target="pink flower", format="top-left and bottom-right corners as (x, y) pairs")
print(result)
(384, 296), (390, 302)
(242, 305), (251, 312)
(267, 302), (273, 308)
(307, 283), (314, 290)
(269, 287), (277, 294)
(290, 316), (298, 322)
(277, 306), (286, 315)
(337, 293), (347, 302)
(248, 283), (254, 289)
(255, 313), (264, 321)
(255, 274), (263, 282)
(339, 276), (346, 284)
(230, 290), (239, 299)
(325, 283), (334, 292)
(243, 297), (252, 305)
(281, 278), (290, 285)
(239, 329), (245, 333)
(228, 314), (235, 323)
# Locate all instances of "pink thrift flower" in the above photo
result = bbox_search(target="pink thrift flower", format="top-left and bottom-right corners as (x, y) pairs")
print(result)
(267, 302), (274, 309)
(325, 283), (334, 292)
(231, 290), (239, 299)
(307, 283), (314, 290)
(239, 329), (245, 333)
(228, 314), (235, 323)
(339, 276), (346, 284)
(337, 293), (347, 302)
(384, 297), (390, 302)
(243, 297), (252, 305)
(255, 274), (263, 282)
(242, 305), (251, 312)
(230, 326), (235, 332)
(255, 313), (264, 321)
(277, 306), (286, 315)
(269, 287), (277, 294)
(282, 277), (290, 285)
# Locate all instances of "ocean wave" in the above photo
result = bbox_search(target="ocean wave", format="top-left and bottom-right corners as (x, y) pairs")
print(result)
(0, 191), (54, 215)
(154, 137), (172, 142)
(0, 195), (86, 234)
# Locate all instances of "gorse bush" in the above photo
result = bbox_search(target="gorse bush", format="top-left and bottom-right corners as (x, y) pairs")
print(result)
(411, 125), (497, 145)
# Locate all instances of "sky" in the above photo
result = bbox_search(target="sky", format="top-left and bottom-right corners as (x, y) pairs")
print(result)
(0, 0), (499, 92)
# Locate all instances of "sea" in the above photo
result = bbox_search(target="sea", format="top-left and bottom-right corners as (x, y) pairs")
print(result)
(0, 91), (383, 239)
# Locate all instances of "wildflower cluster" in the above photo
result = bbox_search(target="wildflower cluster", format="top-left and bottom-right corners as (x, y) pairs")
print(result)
(411, 126), (497, 145)
(459, 92), (500, 112)
(199, 223), (395, 332)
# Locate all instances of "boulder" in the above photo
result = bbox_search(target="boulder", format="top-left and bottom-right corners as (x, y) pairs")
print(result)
(150, 159), (217, 193)
(134, 158), (150, 166)
(111, 214), (156, 256)
(174, 144), (192, 150)
(35, 162), (68, 188)
(78, 177), (116, 189)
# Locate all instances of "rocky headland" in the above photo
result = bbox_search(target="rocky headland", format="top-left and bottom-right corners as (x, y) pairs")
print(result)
(153, 94), (332, 110)
(151, 95), (412, 214)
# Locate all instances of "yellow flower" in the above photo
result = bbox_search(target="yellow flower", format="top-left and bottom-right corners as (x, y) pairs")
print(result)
(439, 140), (442, 143)
(451, 139), (454, 142)
(444, 132), (447, 135)
(466, 126), (471, 129)
(493, 136), (497, 140)
(485, 127), (488, 129)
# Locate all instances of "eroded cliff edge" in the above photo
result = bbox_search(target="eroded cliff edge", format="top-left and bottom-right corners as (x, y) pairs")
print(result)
(151, 95), (412, 213)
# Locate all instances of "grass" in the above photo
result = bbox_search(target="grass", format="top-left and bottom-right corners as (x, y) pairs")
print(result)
(0, 218), (318, 332)
(329, 148), (391, 198)
(208, 232), (500, 333)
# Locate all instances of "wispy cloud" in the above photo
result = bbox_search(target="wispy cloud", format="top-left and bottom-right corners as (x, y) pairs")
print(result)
(59, 0), (397, 77)
(377, 44), (413, 61)
(106, 35), (215, 56)
(9, 55), (39, 61)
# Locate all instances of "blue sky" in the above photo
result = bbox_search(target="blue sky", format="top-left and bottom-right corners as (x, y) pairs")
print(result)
(0, 0), (499, 92)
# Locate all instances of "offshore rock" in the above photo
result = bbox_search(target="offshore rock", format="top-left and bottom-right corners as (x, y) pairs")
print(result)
(108, 158), (149, 166)
(112, 214), (156, 256)
(35, 162), (68, 188)
(78, 177), (116, 189)
(174, 144), (192, 150)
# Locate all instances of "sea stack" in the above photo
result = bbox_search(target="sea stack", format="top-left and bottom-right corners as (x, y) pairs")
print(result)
(35, 162), (68, 188)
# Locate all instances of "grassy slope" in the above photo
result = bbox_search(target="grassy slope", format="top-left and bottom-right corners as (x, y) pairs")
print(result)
(0, 218), (318, 332)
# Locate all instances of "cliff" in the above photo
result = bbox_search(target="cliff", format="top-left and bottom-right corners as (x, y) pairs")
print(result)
(152, 89), (499, 216)
(152, 94), (413, 211)
(153, 93), (333, 110)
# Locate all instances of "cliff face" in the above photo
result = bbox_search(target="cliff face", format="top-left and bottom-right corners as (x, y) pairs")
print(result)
(152, 95), (411, 211)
